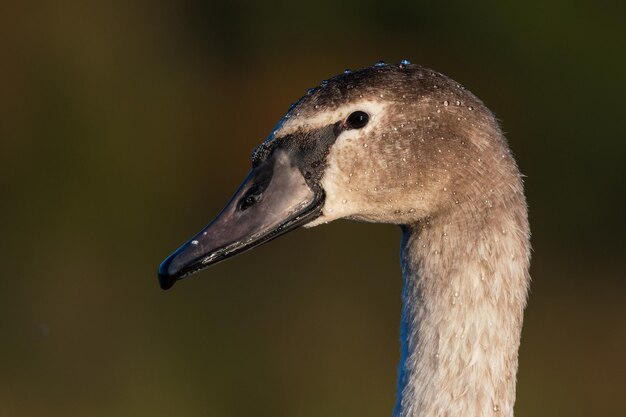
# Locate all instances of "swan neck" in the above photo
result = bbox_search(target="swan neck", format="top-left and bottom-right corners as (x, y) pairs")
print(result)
(394, 207), (530, 417)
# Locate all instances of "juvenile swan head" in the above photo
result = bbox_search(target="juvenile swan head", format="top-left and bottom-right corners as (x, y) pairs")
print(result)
(158, 62), (525, 290)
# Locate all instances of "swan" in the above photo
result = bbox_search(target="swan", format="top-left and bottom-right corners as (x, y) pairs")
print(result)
(158, 60), (531, 417)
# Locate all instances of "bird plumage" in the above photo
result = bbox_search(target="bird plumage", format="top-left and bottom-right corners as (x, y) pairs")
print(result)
(159, 61), (531, 417)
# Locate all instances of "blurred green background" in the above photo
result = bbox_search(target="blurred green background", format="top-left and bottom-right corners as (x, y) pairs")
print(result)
(1, 1), (625, 416)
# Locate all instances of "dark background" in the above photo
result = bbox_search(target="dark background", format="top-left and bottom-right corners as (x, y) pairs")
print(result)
(1, 1), (625, 416)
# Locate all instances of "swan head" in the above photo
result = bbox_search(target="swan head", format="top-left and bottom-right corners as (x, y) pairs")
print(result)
(158, 62), (512, 289)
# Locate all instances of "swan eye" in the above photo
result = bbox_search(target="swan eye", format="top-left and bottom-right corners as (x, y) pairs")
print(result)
(346, 111), (369, 129)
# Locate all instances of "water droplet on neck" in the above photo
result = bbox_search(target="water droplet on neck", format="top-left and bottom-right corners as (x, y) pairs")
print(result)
(468, 106), (474, 111)
(455, 100), (461, 106)
(341, 199), (347, 204)
(343, 68), (351, 74)
(443, 100), (449, 106)
(374, 60), (386, 67)
(191, 240), (199, 245)
(400, 59), (411, 66)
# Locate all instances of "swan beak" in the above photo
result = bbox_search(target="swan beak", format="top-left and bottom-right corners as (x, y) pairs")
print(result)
(158, 149), (324, 290)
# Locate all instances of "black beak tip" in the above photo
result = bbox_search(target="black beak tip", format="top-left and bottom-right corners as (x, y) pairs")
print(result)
(158, 255), (177, 291)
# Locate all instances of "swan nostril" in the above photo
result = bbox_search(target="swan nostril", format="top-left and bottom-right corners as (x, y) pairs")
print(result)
(239, 193), (261, 211)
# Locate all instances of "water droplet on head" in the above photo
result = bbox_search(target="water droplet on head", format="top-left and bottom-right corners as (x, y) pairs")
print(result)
(454, 291), (459, 297)
(400, 59), (411, 66)
(363, 143), (368, 148)
(455, 100), (461, 106)
(342, 199), (347, 204)
(374, 60), (386, 67)
(191, 240), (199, 246)
(468, 106), (474, 111)
(443, 100), (449, 106)
(343, 68), (351, 74)
(307, 88), (315, 95)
